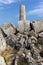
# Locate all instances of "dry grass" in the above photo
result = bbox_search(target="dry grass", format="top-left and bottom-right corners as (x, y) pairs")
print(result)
(1, 45), (18, 64)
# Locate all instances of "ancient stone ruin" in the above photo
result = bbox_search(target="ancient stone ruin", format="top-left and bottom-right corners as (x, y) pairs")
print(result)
(19, 5), (26, 20)
(0, 5), (43, 65)
(0, 28), (6, 53)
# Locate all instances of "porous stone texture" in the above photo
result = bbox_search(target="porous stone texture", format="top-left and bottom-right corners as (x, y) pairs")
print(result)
(2, 23), (17, 36)
(20, 5), (26, 20)
(18, 20), (24, 33)
(0, 29), (6, 53)
(38, 38), (43, 45)
(18, 20), (30, 33)
(24, 20), (31, 32)
(31, 20), (43, 33)
(28, 30), (38, 38)
(0, 22), (43, 65)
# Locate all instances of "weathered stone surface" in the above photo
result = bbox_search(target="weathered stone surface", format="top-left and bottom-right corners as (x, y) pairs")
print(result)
(18, 20), (30, 33)
(17, 48), (25, 57)
(24, 20), (31, 32)
(20, 5), (26, 20)
(2, 23), (17, 36)
(39, 32), (43, 38)
(40, 50), (43, 58)
(30, 36), (37, 44)
(28, 30), (38, 38)
(5, 34), (22, 50)
(16, 32), (24, 38)
(0, 29), (6, 53)
(31, 20), (43, 33)
(20, 36), (37, 49)
(41, 62), (43, 65)
(28, 36), (37, 44)
(30, 44), (41, 59)
(18, 20), (24, 33)
(0, 56), (6, 65)
(33, 62), (42, 65)
(38, 38), (43, 45)
(0, 4), (43, 65)
(19, 37), (25, 47)
(14, 55), (19, 65)
(25, 50), (34, 63)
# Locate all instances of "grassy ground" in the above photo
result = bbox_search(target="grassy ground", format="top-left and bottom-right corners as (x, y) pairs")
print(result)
(1, 45), (18, 64)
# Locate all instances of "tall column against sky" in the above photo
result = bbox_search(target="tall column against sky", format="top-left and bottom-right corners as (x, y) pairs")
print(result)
(20, 5), (26, 20)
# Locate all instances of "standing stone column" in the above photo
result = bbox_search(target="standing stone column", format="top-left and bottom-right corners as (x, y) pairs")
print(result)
(19, 5), (26, 20)
(18, 5), (30, 33)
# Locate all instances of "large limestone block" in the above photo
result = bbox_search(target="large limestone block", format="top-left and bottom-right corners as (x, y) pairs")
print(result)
(0, 56), (6, 65)
(31, 20), (43, 33)
(18, 20), (30, 33)
(0, 29), (6, 53)
(18, 20), (24, 33)
(2, 23), (17, 36)
(24, 20), (31, 32)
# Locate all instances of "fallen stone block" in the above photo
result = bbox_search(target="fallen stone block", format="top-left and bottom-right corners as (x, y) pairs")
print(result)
(31, 20), (43, 33)
(0, 29), (6, 53)
(2, 23), (17, 36)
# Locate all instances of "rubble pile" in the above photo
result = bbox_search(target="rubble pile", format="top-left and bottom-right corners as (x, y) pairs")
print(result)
(0, 5), (43, 65)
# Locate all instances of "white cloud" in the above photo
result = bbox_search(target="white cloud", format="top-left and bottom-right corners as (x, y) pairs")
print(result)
(0, 0), (21, 10)
(28, 8), (43, 15)
(0, 0), (20, 4)
(28, 1), (43, 17)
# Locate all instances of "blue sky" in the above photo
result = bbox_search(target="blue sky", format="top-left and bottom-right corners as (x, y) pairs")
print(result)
(0, 0), (43, 27)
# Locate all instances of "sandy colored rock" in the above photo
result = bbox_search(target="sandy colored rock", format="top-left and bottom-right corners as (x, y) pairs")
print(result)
(2, 23), (17, 36)
(0, 29), (6, 53)
(18, 20), (24, 33)
(31, 20), (43, 33)
(20, 5), (26, 20)
(18, 20), (30, 33)
(28, 30), (38, 38)
(24, 20), (31, 32)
